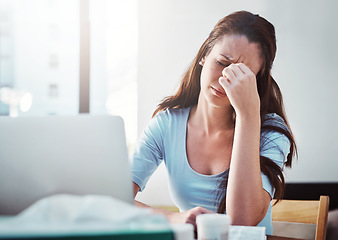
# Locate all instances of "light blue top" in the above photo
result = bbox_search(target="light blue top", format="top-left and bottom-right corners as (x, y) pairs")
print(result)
(131, 107), (290, 235)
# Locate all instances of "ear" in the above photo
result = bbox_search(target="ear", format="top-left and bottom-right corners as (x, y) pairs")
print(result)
(199, 58), (205, 66)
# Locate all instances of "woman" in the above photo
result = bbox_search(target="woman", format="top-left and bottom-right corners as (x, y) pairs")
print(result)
(131, 10), (296, 235)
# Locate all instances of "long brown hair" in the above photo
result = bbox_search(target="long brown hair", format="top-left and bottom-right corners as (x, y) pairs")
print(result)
(153, 11), (297, 212)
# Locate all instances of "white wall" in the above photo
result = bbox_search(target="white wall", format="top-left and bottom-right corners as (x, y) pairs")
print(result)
(136, 0), (338, 206)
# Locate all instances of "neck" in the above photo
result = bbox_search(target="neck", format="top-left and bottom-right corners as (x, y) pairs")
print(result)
(190, 98), (235, 136)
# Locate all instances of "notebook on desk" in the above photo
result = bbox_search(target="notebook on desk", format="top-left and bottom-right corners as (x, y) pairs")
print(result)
(0, 115), (134, 215)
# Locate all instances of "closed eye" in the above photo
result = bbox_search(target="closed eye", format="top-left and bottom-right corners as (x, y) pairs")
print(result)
(216, 60), (230, 67)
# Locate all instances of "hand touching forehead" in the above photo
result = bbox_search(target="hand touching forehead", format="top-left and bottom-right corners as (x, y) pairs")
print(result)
(210, 34), (263, 76)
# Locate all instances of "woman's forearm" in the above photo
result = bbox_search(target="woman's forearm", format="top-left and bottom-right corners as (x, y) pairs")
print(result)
(226, 113), (269, 225)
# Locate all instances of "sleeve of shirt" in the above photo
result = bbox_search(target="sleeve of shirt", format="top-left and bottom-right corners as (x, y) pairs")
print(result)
(260, 130), (291, 199)
(131, 111), (168, 192)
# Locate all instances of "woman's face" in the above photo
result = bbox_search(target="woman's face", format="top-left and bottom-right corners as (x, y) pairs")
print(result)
(199, 34), (263, 108)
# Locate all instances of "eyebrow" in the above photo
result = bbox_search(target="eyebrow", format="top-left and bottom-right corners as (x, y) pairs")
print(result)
(220, 54), (236, 62)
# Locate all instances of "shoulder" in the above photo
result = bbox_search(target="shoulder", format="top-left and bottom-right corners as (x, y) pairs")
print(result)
(260, 113), (291, 155)
(153, 107), (190, 123)
(146, 107), (190, 135)
(262, 113), (289, 132)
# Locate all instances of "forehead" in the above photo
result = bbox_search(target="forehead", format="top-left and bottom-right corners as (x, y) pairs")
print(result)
(211, 34), (263, 74)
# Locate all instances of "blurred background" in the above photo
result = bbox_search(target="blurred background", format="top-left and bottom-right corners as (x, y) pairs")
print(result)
(0, 0), (138, 151)
(1, 0), (337, 207)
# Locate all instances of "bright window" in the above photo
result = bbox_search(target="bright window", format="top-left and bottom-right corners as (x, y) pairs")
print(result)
(0, 0), (138, 150)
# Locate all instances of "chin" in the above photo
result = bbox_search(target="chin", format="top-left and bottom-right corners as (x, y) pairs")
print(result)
(208, 96), (231, 108)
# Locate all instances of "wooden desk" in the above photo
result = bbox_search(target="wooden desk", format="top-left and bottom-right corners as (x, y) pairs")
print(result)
(268, 236), (306, 240)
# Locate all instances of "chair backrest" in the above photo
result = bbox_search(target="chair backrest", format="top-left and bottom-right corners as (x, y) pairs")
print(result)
(272, 195), (330, 240)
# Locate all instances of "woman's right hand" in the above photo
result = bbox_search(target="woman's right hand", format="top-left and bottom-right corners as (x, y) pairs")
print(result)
(167, 206), (215, 230)
(219, 63), (260, 118)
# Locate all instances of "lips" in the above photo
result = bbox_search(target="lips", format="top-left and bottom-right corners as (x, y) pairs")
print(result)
(211, 86), (226, 97)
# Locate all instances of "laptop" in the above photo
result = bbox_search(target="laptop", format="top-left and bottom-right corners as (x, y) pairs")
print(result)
(0, 115), (134, 215)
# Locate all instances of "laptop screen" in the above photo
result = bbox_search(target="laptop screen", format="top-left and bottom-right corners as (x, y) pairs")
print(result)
(0, 115), (133, 215)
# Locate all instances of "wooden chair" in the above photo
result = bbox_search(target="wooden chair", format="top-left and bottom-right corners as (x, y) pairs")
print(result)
(272, 195), (330, 240)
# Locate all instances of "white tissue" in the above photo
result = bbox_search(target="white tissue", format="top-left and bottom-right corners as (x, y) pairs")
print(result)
(0, 194), (171, 237)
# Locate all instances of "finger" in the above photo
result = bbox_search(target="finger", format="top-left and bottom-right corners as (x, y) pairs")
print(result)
(219, 77), (230, 90)
(187, 218), (197, 230)
(229, 64), (245, 78)
(237, 63), (254, 75)
(222, 66), (236, 80)
(186, 214), (198, 231)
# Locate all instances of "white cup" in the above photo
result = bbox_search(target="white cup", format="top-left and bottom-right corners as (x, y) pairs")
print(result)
(196, 213), (231, 240)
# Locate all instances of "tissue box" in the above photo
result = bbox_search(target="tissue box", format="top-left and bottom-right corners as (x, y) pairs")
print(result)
(0, 229), (174, 240)
(0, 195), (175, 240)
(0, 218), (174, 240)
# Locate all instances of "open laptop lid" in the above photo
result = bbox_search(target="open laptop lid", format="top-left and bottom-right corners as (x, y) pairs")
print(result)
(0, 115), (133, 215)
